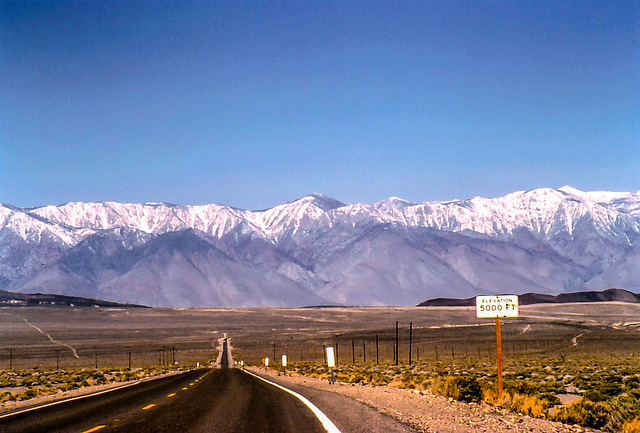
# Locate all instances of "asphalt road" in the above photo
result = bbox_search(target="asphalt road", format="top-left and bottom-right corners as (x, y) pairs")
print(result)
(0, 368), (329, 433)
(1, 335), (413, 433)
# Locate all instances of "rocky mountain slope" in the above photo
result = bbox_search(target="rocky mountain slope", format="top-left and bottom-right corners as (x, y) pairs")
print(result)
(1, 186), (638, 307)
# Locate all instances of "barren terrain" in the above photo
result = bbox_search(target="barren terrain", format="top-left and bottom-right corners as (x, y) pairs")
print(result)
(1, 303), (639, 431)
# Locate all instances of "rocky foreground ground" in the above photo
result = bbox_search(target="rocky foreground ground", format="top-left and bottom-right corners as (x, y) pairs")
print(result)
(254, 368), (603, 433)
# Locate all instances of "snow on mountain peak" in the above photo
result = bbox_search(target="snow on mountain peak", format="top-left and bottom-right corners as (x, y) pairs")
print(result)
(3, 186), (639, 248)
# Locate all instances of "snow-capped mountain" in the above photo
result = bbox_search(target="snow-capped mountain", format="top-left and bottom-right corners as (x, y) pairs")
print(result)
(1, 186), (638, 306)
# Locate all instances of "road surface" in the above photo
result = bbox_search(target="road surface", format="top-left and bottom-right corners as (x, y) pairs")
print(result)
(0, 368), (331, 433)
(0, 336), (413, 433)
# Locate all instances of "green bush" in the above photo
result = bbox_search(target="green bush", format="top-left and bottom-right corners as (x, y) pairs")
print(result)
(432, 375), (482, 403)
(553, 400), (610, 429)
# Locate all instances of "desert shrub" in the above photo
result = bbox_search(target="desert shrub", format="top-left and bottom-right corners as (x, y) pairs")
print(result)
(0, 391), (15, 402)
(622, 417), (640, 433)
(20, 375), (38, 387)
(457, 376), (482, 402)
(16, 388), (42, 400)
(432, 375), (482, 403)
(432, 376), (458, 399)
(511, 394), (549, 418)
(552, 400), (610, 429)
(624, 375), (640, 390)
(350, 374), (367, 384)
(370, 371), (392, 386)
(604, 395), (640, 433)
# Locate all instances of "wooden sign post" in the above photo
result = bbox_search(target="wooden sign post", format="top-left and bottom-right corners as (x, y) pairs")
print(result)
(476, 295), (519, 403)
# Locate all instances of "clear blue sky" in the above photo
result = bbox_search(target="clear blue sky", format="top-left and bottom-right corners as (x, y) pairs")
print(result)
(1, 1), (638, 209)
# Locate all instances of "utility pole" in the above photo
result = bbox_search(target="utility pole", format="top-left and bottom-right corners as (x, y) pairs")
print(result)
(94, 346), (98, 369)
(127, 349), (132, 369)
(351, 339), (355, 364)
(362, 341), (366, 363)
(375, 335), (379, 364)
(55, 349), (61, 370)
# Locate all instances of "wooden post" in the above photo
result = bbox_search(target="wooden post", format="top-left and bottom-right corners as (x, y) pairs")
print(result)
(362, 341), (366, 363)
(375, 335), (379, 364)
(496, 317), (503, 402)
(352, 339), (355, 364)
(395, 321), (399, 365)
(409, 322), (413, 365)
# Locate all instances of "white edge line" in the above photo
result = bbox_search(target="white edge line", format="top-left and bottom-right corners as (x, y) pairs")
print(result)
(0, 380), (144, 419)
(242, 369), (341, 433)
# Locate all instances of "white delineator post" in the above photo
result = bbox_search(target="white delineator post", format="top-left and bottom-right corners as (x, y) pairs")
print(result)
(264, 357), (269, 371)
(326, 346), (336, 384)
(282, 354), (287, 376)
(476, 295), (519, 403)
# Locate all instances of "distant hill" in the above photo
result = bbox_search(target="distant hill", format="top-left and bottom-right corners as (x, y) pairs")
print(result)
(417, 288), (640, 307)
(0, 289), (146, 308)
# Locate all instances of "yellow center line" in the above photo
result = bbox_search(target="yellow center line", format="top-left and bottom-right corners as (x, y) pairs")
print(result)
(167, 393), (176, 397)
(189, 383), (194, 386)
(81, 426), (106, 433)
(142, 404), (156, 410)
(182, 387), (188, 390)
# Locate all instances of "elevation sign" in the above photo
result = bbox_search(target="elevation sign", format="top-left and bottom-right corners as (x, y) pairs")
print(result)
(476, 295), (519, 318)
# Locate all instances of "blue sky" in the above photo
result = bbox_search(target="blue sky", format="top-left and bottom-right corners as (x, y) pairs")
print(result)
(1, 1), (638, 209)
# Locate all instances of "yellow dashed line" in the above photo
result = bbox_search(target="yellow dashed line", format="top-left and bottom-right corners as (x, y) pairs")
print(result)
(167, 393), (176, 397)
(182, 387), (188, 390)
(142, 404), (156, 410)
(189, 383), (194, 386)
(81, 426), (106, 433)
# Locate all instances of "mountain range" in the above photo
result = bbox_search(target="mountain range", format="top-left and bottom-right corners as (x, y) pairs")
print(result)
(1, 186), (638, 307)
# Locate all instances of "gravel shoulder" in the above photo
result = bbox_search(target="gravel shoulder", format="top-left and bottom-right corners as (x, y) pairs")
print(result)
(249, 367), (603, 433)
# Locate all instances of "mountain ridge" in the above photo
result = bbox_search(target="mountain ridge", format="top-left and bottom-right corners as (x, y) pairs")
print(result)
(2, 187), (639, 307)
(417, 288), (640, 307)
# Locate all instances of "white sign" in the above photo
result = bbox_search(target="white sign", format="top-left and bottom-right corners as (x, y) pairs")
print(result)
(281, 354), (287, 367)
(326, 346), (335, 368)
(476, 295), (519, 318)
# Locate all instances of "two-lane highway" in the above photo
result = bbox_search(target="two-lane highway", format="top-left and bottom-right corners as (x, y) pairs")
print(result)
(0, 368), (330, 433)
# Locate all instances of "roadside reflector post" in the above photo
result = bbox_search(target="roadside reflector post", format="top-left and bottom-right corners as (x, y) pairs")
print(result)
(282, 354), (287, 376)
(476, 295), (519, 404)
(326, 346), (336, 384)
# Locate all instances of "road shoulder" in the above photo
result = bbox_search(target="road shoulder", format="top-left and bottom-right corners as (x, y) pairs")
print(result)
(247, 367), (601, 433)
